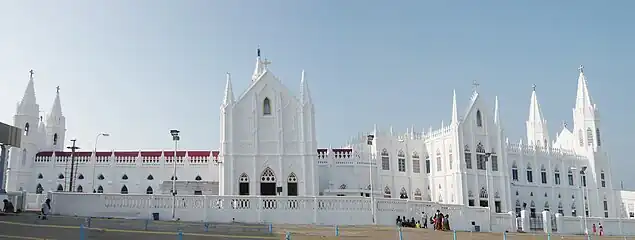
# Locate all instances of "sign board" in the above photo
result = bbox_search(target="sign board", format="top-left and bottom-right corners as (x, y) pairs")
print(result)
(0, 122), (22, 148)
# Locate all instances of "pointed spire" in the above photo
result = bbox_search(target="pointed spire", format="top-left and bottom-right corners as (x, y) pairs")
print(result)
(47, 86), (63, 123)
(252, 46), (270, 82)
(494, 96), (500, 125)
(223, 72), (234, 106)
(451, 89), (458, 124)
(18, 69), (38, 112)
(575, 64), (595, 112)
(389, 126), (394, 136)
(300, 70), (312, 105)
(527, 85), (549, 146)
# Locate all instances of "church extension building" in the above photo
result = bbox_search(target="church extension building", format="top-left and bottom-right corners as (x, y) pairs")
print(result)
(4, 53), (632, 219)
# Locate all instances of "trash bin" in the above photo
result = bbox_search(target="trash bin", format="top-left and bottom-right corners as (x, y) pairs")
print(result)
(474, 225), (481, 232)
(152, 213), (159, 221)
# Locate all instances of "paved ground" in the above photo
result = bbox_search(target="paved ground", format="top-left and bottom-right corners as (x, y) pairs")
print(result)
(0, 213), (278, 239)
(1, 213), (632, 239)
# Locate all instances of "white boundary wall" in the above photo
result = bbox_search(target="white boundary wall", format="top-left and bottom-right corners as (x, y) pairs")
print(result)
(44, 192), (516, 232)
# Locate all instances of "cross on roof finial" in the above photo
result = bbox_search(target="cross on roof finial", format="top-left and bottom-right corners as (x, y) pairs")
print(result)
(29, 69), (35, 79)
(262, 58), (271, 68)
(578, 65), (584, 73)
(56, 86), (60, 94)
(472, 80), (480, 92)
(532, 84), (536, 91)
(257, 45), (261, 57)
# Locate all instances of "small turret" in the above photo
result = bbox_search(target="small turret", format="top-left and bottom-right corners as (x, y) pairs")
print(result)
(300, 70), (312, 105)
(526, 84), (549, 147)
(46, 86), (66, 151)
(451, 89), (458, 124)
(222, 72), (234, 106)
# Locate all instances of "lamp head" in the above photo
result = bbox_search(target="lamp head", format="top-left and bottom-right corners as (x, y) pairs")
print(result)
(580, 166), (588, 173)
(170, 129), (180, 137)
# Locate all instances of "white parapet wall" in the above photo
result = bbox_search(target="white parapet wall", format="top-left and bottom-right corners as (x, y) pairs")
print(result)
(46, 192), (515, 232)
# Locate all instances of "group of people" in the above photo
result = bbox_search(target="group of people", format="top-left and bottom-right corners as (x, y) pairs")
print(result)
(1, 198), (51, 220)
(591, 223), (604, 236)
(395, 209), (451, 231)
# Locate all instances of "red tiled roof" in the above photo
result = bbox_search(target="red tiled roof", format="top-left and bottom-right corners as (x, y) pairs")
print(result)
(96, 151), (112, 157)
(36, 151), (53, 157)
(140, 151), (162, 157)
(75, 152), (92, 157)
(36, 150), (220, 158)
(164, 151), (186, 157)
(114, 151), (139, 157)
(54, 151), (71, 157)
(187, 151), (210, 157)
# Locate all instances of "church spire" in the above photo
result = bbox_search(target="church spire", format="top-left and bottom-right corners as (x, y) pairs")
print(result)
(47, 86), (63, 124)
(574, 65), (596, 114)
(494, 96), (500, 125)
(222, 72), (234, 106)
(526, 84), (549, 147)
(300, 70), (312, 105)
(251, 46), (271, 82)
(18, 69), (38, 114)
(451, 89), (458, 124)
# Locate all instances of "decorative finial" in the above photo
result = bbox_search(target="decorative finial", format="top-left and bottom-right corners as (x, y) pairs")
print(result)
(257, 46), (261, 57)
(472, 80), (480, 92)
(532, 84), (536, 91)
(56, 86), (60, 94)
(29, 69), (35, 80)
(578, 65), (584, 73)
(562, 121), (567, 128)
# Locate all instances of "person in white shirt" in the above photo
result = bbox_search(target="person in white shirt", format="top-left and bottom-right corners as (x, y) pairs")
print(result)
(40, 199), (51, 220)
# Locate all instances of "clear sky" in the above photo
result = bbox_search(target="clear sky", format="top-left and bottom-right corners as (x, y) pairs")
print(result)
(1, 1), (633, 186)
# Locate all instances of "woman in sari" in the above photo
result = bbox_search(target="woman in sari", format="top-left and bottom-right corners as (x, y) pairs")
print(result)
(442, 214), (451, 231)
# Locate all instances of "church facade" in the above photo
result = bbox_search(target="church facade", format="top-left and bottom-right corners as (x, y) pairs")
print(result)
(4, 54), (631, 219)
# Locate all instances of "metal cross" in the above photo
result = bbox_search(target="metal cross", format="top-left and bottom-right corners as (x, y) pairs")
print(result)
(29, 69), (35, 79)
(56, 86), (60, 94)
(532, 84), (536, 91)
(472, 80), (480, 92)
(578, 65), (584, 73)
(262, 58), (272, 68)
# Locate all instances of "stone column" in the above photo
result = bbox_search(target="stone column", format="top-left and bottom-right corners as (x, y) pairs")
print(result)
(520, 210), (530, 232)
(542, 211), (552, 234)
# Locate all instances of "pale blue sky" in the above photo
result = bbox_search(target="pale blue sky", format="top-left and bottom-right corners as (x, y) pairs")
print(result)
(1, 1), (633, 186)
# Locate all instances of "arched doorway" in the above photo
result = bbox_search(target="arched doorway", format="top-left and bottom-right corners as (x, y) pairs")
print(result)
(260, 167), (276, 196)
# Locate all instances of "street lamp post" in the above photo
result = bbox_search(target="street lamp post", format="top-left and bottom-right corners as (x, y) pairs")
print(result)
(367, 134), (376, 224)
(92, 133), (110, 193)
(170, 129), (180, 221)
(67, 139), (80, 192)
(572, 166), (589, 235)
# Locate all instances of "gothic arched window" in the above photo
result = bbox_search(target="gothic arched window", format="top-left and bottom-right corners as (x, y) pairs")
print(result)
(381, 149), (390, 170)
(146, 186), (153, 194)
(586, 128), (593, 146)
(24, 123), (30, 136)
(263, 97), (272, 115)
(578, 129), (584, 147)
(596, 128), (601, 146)
(195, 175), (202, 181)
(120, 185), (128, 194)
(147, 174), (154, 180)
(53, 133), (58, 146)
(476, 110), (483, 127)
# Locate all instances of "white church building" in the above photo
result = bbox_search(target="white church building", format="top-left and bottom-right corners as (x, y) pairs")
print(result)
(5, 51), (635, 226)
